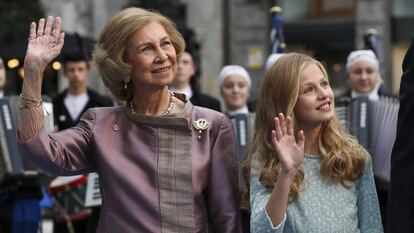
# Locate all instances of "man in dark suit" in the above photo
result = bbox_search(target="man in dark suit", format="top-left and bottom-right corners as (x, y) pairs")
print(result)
(388, 37), (414, 233)
(53, 52), (113, 131)
(52, 52), (112, 233)
(170, 51), (220, 112)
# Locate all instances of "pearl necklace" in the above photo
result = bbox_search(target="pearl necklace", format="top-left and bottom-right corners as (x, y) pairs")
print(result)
(129, 91), (175, 116)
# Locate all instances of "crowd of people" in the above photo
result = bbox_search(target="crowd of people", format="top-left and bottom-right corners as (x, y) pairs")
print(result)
(0, 6), (413, 233)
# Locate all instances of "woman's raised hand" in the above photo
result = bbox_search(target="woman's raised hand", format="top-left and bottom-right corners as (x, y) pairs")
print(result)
(272, 113), (305, 176)
(24, 16), (65, 72)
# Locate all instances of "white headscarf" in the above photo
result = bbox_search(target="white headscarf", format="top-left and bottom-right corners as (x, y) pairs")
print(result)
(346, 49), (382, 98)
(217, 65), (251, 90)
(264, 53), (285, 71)
(217, 65), (251, 113)
(346, 50), (379, 71)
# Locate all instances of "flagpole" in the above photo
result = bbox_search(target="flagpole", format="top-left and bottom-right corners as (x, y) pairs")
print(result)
(269, 5), (286, 53)
(364, 28), (379, 58)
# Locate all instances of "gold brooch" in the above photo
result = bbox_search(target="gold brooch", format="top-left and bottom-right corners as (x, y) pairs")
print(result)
(193, 118), (210, 139)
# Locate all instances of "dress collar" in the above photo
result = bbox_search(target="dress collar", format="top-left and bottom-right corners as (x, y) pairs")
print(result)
(125, 93), (193, 128)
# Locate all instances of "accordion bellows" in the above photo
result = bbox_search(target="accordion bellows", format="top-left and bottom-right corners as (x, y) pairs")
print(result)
(335, 96), (399, 184)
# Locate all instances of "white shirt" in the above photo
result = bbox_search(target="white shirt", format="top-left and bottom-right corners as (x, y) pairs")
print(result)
(351, 82), (381, 101)
(64, 92), (89, 121)
(170, 86), (193, 100)
(226, 106), (249, 117)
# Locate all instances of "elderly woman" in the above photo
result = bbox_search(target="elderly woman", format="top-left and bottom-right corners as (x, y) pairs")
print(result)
(344, 49), (393, 100)
(18, 7), (240, 233)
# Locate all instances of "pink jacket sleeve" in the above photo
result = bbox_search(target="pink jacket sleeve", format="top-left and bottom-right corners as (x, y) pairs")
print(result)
(206, 115), (241, 232)
(17, 109), (96, 176)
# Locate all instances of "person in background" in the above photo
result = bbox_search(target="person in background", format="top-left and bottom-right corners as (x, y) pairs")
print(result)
(389, 37), (414, 233)
(217, 65), (254, 233)
(264, 53), (285, 72)
(244, 53), (383, 233)
(342, 49), (396, 230)
(246, 52), (285, 112)
(0, 56), (7, 98)
(170, 50), (221, 111)
(51, 51), (113, 233)
(343, 49), (394, 100)
(0, 55), (43, 233)
(218, 65), (252, 115)
(17, 8), (240, 233)
(53, 52), (113, 132)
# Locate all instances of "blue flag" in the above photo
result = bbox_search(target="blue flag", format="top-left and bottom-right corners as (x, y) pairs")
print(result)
(270, 13), (286, 54)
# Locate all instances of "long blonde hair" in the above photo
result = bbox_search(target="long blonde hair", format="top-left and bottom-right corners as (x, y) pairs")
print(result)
(242, 53), (367, 207)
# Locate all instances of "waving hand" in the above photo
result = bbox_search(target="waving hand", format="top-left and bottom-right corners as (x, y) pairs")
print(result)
(264, 113), (306, 227)
(272, 113), (305, 175)
(25, 16), (65, 71)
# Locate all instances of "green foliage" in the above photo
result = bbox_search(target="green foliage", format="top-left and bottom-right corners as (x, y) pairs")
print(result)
(0, 0), (44, 46)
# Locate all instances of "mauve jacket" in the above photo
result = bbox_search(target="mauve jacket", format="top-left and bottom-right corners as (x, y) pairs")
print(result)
(18, 99), (240, 233)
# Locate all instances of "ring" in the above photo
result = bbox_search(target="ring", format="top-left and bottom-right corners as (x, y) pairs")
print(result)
(37, 32), (43, 37)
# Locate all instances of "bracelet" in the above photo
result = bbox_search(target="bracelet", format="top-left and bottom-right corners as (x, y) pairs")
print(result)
(19, 93), (43, 109)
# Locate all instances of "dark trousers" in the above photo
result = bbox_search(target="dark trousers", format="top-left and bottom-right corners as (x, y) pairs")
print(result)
(375, 177), (388, 233)
(241, 209), (250, 233)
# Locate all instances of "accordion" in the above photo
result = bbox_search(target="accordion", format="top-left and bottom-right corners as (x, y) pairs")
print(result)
(0, 95), (54, 175)
(335, 96), (399, 184)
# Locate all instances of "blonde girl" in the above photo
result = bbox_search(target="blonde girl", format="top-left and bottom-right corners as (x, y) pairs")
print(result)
(244, 53), (383, 233)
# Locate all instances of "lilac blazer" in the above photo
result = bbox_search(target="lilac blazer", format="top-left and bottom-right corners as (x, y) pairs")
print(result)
(18, 100), (240, 233)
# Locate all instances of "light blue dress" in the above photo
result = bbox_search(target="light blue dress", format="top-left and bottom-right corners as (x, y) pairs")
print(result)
(250, 154), (383, 233)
